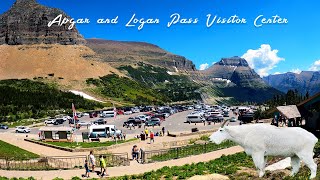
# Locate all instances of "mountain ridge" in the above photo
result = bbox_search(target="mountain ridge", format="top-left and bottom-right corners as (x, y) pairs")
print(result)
(0, 0), (283, 104)
(263, 71), (320, 95)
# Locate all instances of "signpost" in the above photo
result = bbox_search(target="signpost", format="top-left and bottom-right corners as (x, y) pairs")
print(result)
(72, 103), (78, 145)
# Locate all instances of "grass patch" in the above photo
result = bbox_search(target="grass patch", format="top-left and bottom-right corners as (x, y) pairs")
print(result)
(0, 140), (39, 160)
(44, 138), (137, 149)
(107, 152), (254, 180)
(3, 118), (44, 128)
(150, 140), (236, 162)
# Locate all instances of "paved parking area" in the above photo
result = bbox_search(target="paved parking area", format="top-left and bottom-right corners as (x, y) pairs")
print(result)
(0, 110), (240, 136)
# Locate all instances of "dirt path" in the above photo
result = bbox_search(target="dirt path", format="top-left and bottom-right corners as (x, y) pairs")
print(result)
(0, 146), (244, 180)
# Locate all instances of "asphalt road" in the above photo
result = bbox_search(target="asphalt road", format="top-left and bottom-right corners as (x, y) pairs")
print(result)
(0, 110), (240, 136)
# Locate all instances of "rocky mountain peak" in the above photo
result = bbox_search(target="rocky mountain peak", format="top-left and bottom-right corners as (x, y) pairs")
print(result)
(216, 56), (249, 67)
(203, 56), (267, 88)
(0, 0), (85, 45)
(14, 0), (37, 5)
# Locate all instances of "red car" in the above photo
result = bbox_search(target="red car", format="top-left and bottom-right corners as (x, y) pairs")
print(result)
(89, 112), (98, 118)
(117, 109), (124, 115)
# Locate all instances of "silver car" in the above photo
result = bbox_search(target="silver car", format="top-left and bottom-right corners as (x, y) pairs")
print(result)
(15, 126), (31, 133)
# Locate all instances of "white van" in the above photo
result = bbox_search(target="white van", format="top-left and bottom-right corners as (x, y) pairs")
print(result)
(186, 112), (205, 123)
(100, 111), (115, 118)
(89, 125), (121, 137)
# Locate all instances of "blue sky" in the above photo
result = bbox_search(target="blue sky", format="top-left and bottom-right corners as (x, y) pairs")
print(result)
(1, 0), (320, 76)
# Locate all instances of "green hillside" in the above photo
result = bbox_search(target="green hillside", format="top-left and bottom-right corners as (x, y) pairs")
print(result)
(0, 79), (103, 122)
(86, 74), (170, 105)
(118, 62), (202, 102)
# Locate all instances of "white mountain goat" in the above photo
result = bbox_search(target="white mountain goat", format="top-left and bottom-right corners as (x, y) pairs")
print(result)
(209, 120), (318, 179)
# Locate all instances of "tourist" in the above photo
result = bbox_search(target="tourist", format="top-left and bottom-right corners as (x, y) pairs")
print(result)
(89, 151), (95, 173)
(84, 159), (90, 178)
(145, 128), (149, 139)
(132, 145), (139, 160)
(99, 155), (107, 177)
(162, 127), (165, 136)
(123, 133), (126, 140)
(150, 131), (154, 143)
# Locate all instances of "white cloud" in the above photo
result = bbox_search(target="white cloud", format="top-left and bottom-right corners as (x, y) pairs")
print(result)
(241, 44), (285, 77)
(273, 72), (282, 75)
(199, 63), (209, 70)
(309, 60), (320, 71)
(290, 68), (302, 74)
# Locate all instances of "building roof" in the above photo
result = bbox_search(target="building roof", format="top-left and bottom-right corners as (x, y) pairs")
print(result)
(297, 91), (320, 107)
(276, 105), (301, 119)
(39, 126), (73, 132)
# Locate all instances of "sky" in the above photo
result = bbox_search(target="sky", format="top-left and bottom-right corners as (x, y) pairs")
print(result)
(1, 0), (320, 76)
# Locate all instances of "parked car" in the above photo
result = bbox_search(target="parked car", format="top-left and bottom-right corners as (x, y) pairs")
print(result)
(89, 112), (98, 118)
(77, 121), (91, 127)
(15, 126), (30, 133)
(132, 107), (140, 113)
(62, 116), (72, 121)
(123, 119), (142, 127)
(145, 118), (161, 126)
(76, 113), (84, 118)
(153, 114), (165, 121)
(44, 118), (56, 124)
(117, 109), (124, 115)
(163, 113), (170, 118)
(69, 118), (79, 124)
(136, 115), (149, 122)
(186, 112), (205, 123)
(229, 117), (237, 122)
(55, 118), (65, 124)
(123, 107), (133, 115)
(206, 115), (224, 123)
(93, 119), (107, 125)
(0, 124), (8, 129)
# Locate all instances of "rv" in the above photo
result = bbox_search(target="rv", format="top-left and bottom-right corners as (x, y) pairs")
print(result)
(89, 125), (121, 137)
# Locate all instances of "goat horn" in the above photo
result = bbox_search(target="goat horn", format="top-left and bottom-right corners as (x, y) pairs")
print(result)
(221, 119), (230, 128)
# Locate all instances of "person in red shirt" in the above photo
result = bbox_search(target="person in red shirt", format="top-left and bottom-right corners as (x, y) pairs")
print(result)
(150, 131), (154, 143)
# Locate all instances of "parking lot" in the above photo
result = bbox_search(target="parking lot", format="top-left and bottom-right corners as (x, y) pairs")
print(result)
(0, 109), (240, 136)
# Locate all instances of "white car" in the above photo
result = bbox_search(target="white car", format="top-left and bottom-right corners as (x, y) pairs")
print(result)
(132, 108), (140, 113)
(77, 121), (91, 127)
(136, 115), (148, 122)
(124, 110), (133, 115)
(44, 118), (56, 124)
(62, 116), (72, 121)
(15, 126), (30, 133)
(163, 113), (170, 118)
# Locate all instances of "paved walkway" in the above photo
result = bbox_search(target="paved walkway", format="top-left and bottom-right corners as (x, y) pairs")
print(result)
(0, 126), (246, 180)
(0, 146), (244, 180)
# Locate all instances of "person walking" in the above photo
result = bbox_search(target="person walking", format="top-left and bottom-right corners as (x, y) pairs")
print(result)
(123, 133), (126, 140)
(89, 151), (96, 173)
(99, 155), (107, 177)
(84, 160), (90, 178)
(150, 131), (154, 143)
(162, 127), (165, 136)
(145, 128), (149, 139)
